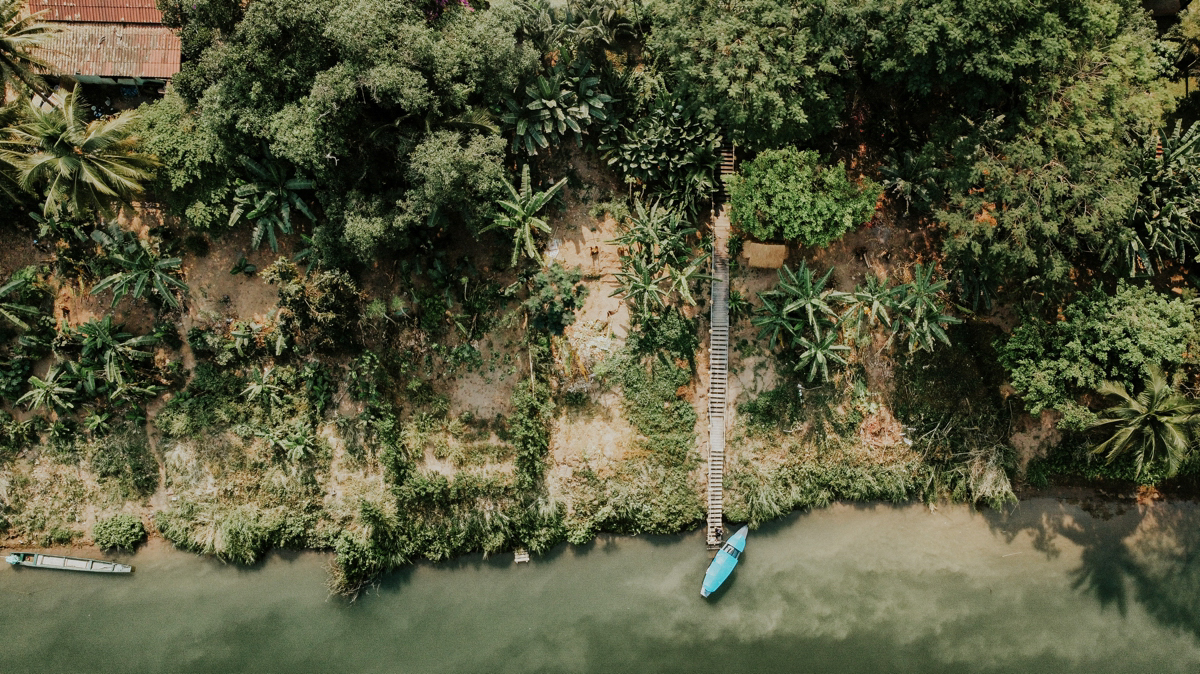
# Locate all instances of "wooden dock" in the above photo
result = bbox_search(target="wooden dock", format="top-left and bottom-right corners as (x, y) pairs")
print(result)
(707, 145), (735, 550)
(514, 549), (530, 563)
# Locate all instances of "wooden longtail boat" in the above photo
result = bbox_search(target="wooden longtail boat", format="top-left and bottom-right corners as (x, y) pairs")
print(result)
(701, 525), (748, 598)
(5, 552), (132, 573)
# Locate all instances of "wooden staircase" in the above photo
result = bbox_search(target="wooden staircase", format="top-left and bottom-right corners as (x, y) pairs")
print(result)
(707, 144), (736, 550)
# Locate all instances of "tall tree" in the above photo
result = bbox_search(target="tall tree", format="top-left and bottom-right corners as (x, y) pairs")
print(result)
(5, 86), (158, 218)
(0, 0), (59, 96)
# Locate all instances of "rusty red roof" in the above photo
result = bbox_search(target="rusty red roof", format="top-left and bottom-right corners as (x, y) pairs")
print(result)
(28, 0), (163, 24)
(36, 23), (181, 79)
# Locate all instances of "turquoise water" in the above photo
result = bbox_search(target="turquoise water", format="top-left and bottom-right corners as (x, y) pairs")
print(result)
(4, 499), (1200, 672)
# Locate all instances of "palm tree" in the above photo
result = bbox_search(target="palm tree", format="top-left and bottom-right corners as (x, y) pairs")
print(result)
(17, 368), (75, 412)
(1091, 367), (1199, 478)
(90, 241), (188, 309)
(5, 86), (158, 218)
(0, 0), (59, 97)
(228, 154), (316, 252)
(482, 164), (566, 267)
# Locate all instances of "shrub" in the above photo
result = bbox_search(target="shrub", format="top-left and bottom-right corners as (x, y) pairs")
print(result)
(523, 264), (589, 336)
(262, 259), (361, 353)
(89, 431), (159, 498)
(728, 148), (879, 246)
(510, 382), (554, 489)
(93, 513), (146, 550)
(999, 283), (1197, 415)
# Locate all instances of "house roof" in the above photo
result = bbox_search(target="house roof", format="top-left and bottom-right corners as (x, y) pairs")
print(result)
(28, 0), (164, 25)
(37, 23), (181, 79)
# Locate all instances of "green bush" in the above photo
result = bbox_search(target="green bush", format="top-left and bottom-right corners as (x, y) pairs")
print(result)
(728, 148), (879, 246)
(93, 513), (146, 551)
(510, 382), (554, 489)
(89, 431), (159, 498)
(523, 264), (589, 336)
(999, 283), (1197, 415)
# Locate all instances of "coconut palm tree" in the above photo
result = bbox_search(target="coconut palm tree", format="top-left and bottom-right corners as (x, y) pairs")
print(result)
(1091, 367), (1200, 478)
(482, 164), (566, 267)
(6, 86), (157, 218)
(0, 0), (59, 97)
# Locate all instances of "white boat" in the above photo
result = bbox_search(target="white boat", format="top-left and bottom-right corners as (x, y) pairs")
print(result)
(6, 552), (132, 573)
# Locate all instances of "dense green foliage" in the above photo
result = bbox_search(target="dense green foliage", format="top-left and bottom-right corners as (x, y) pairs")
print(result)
(999, 283), (1197, 416)
(522, 264), (589, 335)
(728, 149), (879, 246)
(92, 513), (146, 551)
(7, 0), (1200, 592)
(142, 0), (535, 256)
(1091, 367), (1199, 478)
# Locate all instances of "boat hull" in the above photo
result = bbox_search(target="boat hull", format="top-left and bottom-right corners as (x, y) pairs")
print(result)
(6, 553), (133, 573)
(701, 526), (749, 597)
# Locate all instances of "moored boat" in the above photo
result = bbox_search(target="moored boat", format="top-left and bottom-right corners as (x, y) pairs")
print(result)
(5, 552), (132, 574)
(701, 525), (748, 597)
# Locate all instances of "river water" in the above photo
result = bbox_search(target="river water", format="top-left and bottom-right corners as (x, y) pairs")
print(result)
(4, 498), (1200, 673)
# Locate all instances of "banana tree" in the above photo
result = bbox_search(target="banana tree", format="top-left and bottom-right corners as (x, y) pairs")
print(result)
(795, 329), (850, 382)
(752, 292), (801, 350)
(754, 262), (843, 346)
(229, 155), (316, 252)
(91, 240), (188, 309)
(0, 273), (38, 330)
(17, 368), (75, 412)
(890, 263), (960, 353)
(481, 164), (566, 267)
(76, 315), (156, 384)
(612, 255), (670, 321)
(839, 273), (895, 341)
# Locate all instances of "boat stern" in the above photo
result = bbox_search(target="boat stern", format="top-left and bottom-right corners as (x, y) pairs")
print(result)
(700, 588), (711, 598)
(5, 553), (21, 565)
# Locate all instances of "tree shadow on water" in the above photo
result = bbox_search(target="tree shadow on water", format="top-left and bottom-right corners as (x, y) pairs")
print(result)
(984, 500), (1200, 636)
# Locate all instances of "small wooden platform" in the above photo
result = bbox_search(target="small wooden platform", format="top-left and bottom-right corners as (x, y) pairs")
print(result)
(514, 549), (530, 564)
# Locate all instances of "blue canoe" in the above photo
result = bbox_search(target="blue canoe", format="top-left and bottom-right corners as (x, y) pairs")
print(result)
(701, 526), (748, 597)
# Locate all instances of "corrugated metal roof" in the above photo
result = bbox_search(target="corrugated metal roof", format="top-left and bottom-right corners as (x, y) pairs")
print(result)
(36, 24), (181, 79)
(29, 0), (163, 24)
